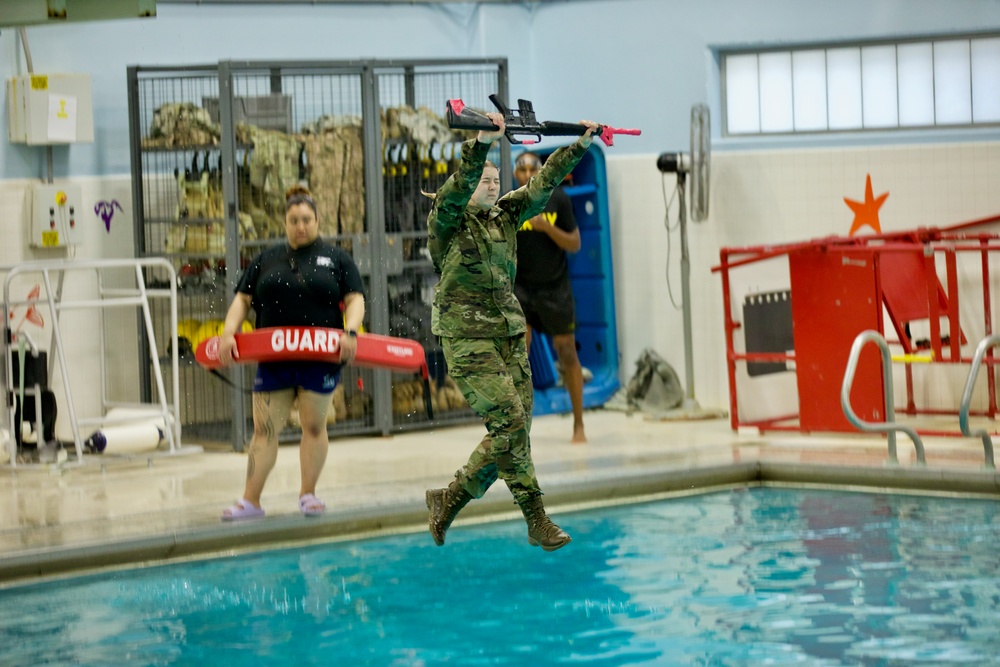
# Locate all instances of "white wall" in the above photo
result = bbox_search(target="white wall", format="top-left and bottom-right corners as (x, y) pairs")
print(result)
(608, 142), (1000, 420)
(0, 3), (536, 178)
(4, 1), (1000, 437)
(2, 176), (138, 440)
(529, 0), (1000, 154)
(8, 0), (1000, 179)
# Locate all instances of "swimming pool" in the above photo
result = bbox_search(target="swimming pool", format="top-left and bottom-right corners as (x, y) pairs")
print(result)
(0, 487), (997, 666)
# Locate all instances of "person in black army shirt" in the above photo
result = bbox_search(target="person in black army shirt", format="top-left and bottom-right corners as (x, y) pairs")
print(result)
(424, 111), (598, 552)
(514, 150), (587, 444)
(216, 184), (366, 521)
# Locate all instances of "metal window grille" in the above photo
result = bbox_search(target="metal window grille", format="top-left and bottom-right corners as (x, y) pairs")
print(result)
(722, 33), (1000, 136)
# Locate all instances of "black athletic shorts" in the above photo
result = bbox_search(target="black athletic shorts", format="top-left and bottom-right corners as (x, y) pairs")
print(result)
(514, 279), (576, 336)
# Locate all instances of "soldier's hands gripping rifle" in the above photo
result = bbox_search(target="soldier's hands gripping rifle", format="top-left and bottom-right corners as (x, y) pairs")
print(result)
(446, 95), (641, 147)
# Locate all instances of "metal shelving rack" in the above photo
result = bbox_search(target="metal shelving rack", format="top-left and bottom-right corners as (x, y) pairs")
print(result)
(127, 58), (509, 450)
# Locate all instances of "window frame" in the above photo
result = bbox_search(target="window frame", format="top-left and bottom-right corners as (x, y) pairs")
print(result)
(720, 32), (1000, 138)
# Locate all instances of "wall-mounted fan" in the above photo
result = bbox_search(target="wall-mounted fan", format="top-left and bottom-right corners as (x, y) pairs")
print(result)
(688, 104), (710, 222)
(656, 103), (710, 219)
(655, 103), (721, 417)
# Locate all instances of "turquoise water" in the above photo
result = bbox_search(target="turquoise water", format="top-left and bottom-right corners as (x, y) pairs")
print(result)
(1, 488), (998, 666)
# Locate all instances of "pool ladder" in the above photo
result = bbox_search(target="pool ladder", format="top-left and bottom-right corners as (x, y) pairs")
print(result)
(842, 330), (996, 469)
(958, 335), (998, 469)
(841, 331), (925, 466)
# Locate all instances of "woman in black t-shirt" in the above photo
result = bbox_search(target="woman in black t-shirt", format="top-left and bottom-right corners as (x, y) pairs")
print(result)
(216, 185), (366, 521)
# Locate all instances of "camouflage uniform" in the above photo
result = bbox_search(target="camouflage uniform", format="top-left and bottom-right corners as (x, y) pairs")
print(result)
(428, 136), (589, 502)
(143, 103), (220, 149)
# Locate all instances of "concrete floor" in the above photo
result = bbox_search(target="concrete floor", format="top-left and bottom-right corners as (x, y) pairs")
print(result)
(1, 409), (997, 584)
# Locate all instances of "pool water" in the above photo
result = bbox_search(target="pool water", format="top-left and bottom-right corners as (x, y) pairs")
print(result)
(1, 488), (998, 666)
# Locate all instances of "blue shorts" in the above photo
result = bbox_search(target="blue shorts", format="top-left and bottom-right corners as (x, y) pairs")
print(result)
(254, 361), (341, 394)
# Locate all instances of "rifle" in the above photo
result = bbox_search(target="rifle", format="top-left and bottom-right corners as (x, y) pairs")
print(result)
(446, 94), (641, 147)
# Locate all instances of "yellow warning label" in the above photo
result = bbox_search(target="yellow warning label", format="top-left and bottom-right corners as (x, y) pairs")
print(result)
(30, 75), (48, 91)
(41, 230), (59, 247)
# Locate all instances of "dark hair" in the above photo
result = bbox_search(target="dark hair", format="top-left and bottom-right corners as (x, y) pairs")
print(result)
(422, 161), (500, 200)
(285, 184), (317, 215)
(514, 152), (541, 169)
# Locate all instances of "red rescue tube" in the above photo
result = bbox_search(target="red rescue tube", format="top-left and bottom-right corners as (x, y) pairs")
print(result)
(195, 326), (427, 374)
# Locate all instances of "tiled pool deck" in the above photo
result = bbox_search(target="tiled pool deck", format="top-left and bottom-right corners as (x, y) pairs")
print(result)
(1, 410), (997, 583)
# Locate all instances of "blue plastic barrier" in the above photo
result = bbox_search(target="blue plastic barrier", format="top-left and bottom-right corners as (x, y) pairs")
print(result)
(517, 144), (621, 416)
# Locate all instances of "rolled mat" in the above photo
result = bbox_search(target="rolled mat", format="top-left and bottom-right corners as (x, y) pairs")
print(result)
(104, 407), (169, 429)
(85, 422), (163, 454)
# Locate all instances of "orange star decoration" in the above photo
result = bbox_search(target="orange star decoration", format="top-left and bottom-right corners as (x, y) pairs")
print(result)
(844, 174), (889, 236)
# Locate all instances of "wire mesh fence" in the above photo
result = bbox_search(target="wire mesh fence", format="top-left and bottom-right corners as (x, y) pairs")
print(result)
(129, 59), (508, 447)
(376, 64), (503, 430)
(131, 68), (236, 441)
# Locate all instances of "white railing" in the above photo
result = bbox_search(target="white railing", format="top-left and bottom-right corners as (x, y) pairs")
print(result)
(2, 258), (187, 467)
(958, 335), (999, 469)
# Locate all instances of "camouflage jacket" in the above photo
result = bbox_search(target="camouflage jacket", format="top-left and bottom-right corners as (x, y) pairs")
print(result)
(428, 137), (588, 338)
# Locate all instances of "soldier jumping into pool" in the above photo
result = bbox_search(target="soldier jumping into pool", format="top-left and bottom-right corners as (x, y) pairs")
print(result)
(424, 110), (599, 551)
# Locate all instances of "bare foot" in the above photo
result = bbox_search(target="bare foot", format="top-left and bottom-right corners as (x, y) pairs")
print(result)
(571, 426), (587, 444)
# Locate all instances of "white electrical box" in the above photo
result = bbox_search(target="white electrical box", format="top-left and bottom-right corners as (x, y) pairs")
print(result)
(30, 183), (83, 248)
(0, 1), (157, 26)
(7, 73), (94, 145)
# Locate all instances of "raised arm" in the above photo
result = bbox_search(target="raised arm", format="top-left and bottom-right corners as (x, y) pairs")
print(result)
(506, 120), (599, 224)
(427, 112), (506, 272)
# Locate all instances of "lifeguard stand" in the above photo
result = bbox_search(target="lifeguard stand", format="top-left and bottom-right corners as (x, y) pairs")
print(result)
(717, 220), (1000, 435)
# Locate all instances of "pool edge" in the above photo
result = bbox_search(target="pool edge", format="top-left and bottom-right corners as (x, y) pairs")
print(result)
(1, 460), (997, 585)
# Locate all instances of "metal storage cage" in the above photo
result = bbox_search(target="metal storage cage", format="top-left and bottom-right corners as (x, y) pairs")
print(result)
(375, 61), (510, 432)
(222, 60), (379, 446)
(127, 64), (237, 444)
(128, 59), (509, 450)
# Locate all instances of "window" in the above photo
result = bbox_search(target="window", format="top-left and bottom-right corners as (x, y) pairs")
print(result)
(722, 35), (1000, 135)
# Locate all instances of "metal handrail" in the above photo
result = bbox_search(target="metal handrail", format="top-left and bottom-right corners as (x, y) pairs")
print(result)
(841, 330), (926, 465)
(3, 257), (182, 467)
(958, 335), (998, 469)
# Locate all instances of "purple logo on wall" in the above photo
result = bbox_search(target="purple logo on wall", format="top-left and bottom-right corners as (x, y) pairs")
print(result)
(94, 200), (124, 232)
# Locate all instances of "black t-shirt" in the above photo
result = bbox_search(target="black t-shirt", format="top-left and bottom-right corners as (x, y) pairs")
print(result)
(236, 239), (365, 329)
(515, 185), (576, 288)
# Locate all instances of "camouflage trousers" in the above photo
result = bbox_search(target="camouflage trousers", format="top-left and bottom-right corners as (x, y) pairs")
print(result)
(441, 334), (540, 502)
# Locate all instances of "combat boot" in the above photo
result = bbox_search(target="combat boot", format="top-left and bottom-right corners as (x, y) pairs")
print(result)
(425, 479), (473, 546)
(517, 493), (571, 552)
